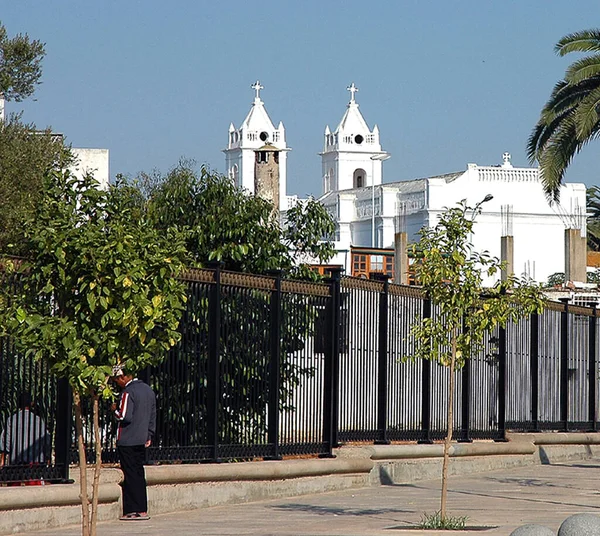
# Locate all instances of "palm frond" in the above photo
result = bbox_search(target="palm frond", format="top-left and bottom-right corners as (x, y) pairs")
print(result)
(538, 118), (581, 202)
(574, 85), (600, 139)
(564, 56), (600, 84)
(528, 107), (577, 163)
(556, 29), (600, 56)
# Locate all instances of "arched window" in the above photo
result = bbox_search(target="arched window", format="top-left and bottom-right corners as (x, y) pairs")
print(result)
(231, 164), (239, 183)
(353, 168), (366, 189)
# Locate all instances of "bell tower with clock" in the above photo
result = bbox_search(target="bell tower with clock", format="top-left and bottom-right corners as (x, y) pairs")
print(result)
(224, 81), (290, 210)
(320, 83), (387, 195)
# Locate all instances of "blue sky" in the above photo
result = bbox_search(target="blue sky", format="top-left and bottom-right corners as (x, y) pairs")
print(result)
(3, 1), (600, 197)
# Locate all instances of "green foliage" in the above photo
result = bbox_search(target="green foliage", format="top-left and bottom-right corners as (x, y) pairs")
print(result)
(588, 186), (600, 251)
(111, 162), (335, 444)
(408, 200), (545, 369)
(0, 115), (74, 254)
(0, 22), (45, 102)
(418, 511), (469, 530)
(121, 162), (335, 278)
(283, 197), (336, 281)
(528, 28), (600, 202)
(0, 170), (187, 398)
(545, 272), (566, 288)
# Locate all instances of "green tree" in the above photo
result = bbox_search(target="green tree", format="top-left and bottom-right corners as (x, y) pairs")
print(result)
(528, 29), (600, 202)
(0, 115), (73, 254)
(545, 272), (566, 287)
(114, 162), (335, 446)
(407, 199), (544, 523)
(127, 162), (335, 276)
(0, 22), (45, 115)
(0, 171), (187, 536)
(587, 185), (600, 251)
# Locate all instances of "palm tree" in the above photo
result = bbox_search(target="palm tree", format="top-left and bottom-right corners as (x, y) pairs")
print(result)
(588, 185), (600, 250)
(528, 29), (600, 202)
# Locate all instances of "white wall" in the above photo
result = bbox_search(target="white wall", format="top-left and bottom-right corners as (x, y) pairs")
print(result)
(70, 148), (110, 189)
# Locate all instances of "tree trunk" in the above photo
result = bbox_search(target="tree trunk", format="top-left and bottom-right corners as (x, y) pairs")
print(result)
(74, 392), (90, 536)
(90, 394), (102, 536)
(440, 330), (457, 520)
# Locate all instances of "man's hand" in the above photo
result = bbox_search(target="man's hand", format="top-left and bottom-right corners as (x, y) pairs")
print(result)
(110, 403), (117, 412)
(145, 440), (151, 448)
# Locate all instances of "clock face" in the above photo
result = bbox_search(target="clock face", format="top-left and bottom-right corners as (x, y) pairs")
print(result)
(354, 134), (364, 145)
(260, 131), (269, 142)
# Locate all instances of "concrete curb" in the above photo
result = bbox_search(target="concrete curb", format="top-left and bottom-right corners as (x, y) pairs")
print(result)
(335, 441), (536, 460)
(145, 456), (374, 485)
(0, 482), (120, 511)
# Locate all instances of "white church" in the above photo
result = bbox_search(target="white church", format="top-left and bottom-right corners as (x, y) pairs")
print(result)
(225, 82), (587, 286)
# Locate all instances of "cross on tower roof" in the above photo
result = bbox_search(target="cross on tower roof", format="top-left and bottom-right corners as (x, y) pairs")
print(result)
(347, 82), (358, 103)
(251, 80), (264, 100)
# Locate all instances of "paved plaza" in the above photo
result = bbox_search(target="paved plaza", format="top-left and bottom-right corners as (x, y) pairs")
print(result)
(33, 459), (600, 536)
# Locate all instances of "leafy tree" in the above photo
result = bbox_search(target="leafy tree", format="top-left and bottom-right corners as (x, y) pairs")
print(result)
(528, 29), (600, 202)
(0, 22), (45, 116)
(588, 186), (600, 251)
(126, 162), (335, 276)
(0, 115), (73, 254)
(113, 162), (335, 447)
(407, 199), (544, 523)
(0, 171), (187, 536)
(545, 272), (566, 287)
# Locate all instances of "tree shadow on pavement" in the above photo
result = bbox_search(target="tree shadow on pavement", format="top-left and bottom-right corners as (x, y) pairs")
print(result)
(270, 503), (412, 517)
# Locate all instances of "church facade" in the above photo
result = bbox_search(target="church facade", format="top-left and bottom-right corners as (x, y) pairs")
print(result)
(226, 82), (587, 285)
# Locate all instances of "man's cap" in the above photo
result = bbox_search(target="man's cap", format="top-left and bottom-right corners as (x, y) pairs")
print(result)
(111, 364), (124, 377)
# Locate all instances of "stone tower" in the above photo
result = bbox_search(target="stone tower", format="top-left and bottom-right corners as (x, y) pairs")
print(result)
(223, 81), (289, 209)
(254, 144), (280, 212)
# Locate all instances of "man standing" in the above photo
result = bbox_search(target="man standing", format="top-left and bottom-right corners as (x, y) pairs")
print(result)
(111, 366), (156, 521)
(0, 392), (49, 470)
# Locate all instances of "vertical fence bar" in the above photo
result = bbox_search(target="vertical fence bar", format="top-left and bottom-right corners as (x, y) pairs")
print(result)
(373, 273), (390, 445)
(497, 325), (507, 439)
(266, 271), (282, 460)
(459, 357), (471, 442)
(559, 299), (569, 430)
(207, 263), (222, 461)
(419, 296), (433, 444)
(590, 307), (597, 431)
(322, 268), (342, 455)
(530, 312), (540, 431)
(55, 378), (72, 482)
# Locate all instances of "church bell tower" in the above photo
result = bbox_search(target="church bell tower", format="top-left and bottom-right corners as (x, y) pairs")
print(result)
(224, 81), (289, 210)
(320, 83), (387, 194)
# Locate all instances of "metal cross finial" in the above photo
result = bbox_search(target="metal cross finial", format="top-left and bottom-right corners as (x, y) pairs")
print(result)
(347, 82), (358, 103)
(251, 80), (264, 100)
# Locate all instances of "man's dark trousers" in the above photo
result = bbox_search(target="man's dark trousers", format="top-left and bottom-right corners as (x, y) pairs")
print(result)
(118, 445), (147, 514)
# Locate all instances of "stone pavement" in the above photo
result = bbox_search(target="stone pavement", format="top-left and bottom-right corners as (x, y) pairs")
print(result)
(33, 459), (600, 536)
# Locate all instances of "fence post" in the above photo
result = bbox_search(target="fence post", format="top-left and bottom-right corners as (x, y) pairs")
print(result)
(266, 270), (282, 460)
(530, 312), (540, 432)
(459, 355), (472, 443)
(559, 298), (569, 430)
(419, 296), (433, 444)
(55, 377), (72, 482)
(322, 267), (342, 456)
(497, 325), (507, 440)
(590, 306), (597, 431)
(371, 273), (390, 445)
(206, 262), (222, 461)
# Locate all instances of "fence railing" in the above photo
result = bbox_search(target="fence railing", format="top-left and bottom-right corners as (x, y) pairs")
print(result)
(1, 266), (599, 483)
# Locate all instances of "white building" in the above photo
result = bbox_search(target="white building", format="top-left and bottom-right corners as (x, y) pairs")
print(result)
(228, 82), (587, 285)
(71, 148), (110, 189)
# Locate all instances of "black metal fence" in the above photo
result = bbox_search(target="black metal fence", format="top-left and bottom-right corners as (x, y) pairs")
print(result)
(1, 265), (600, 483)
